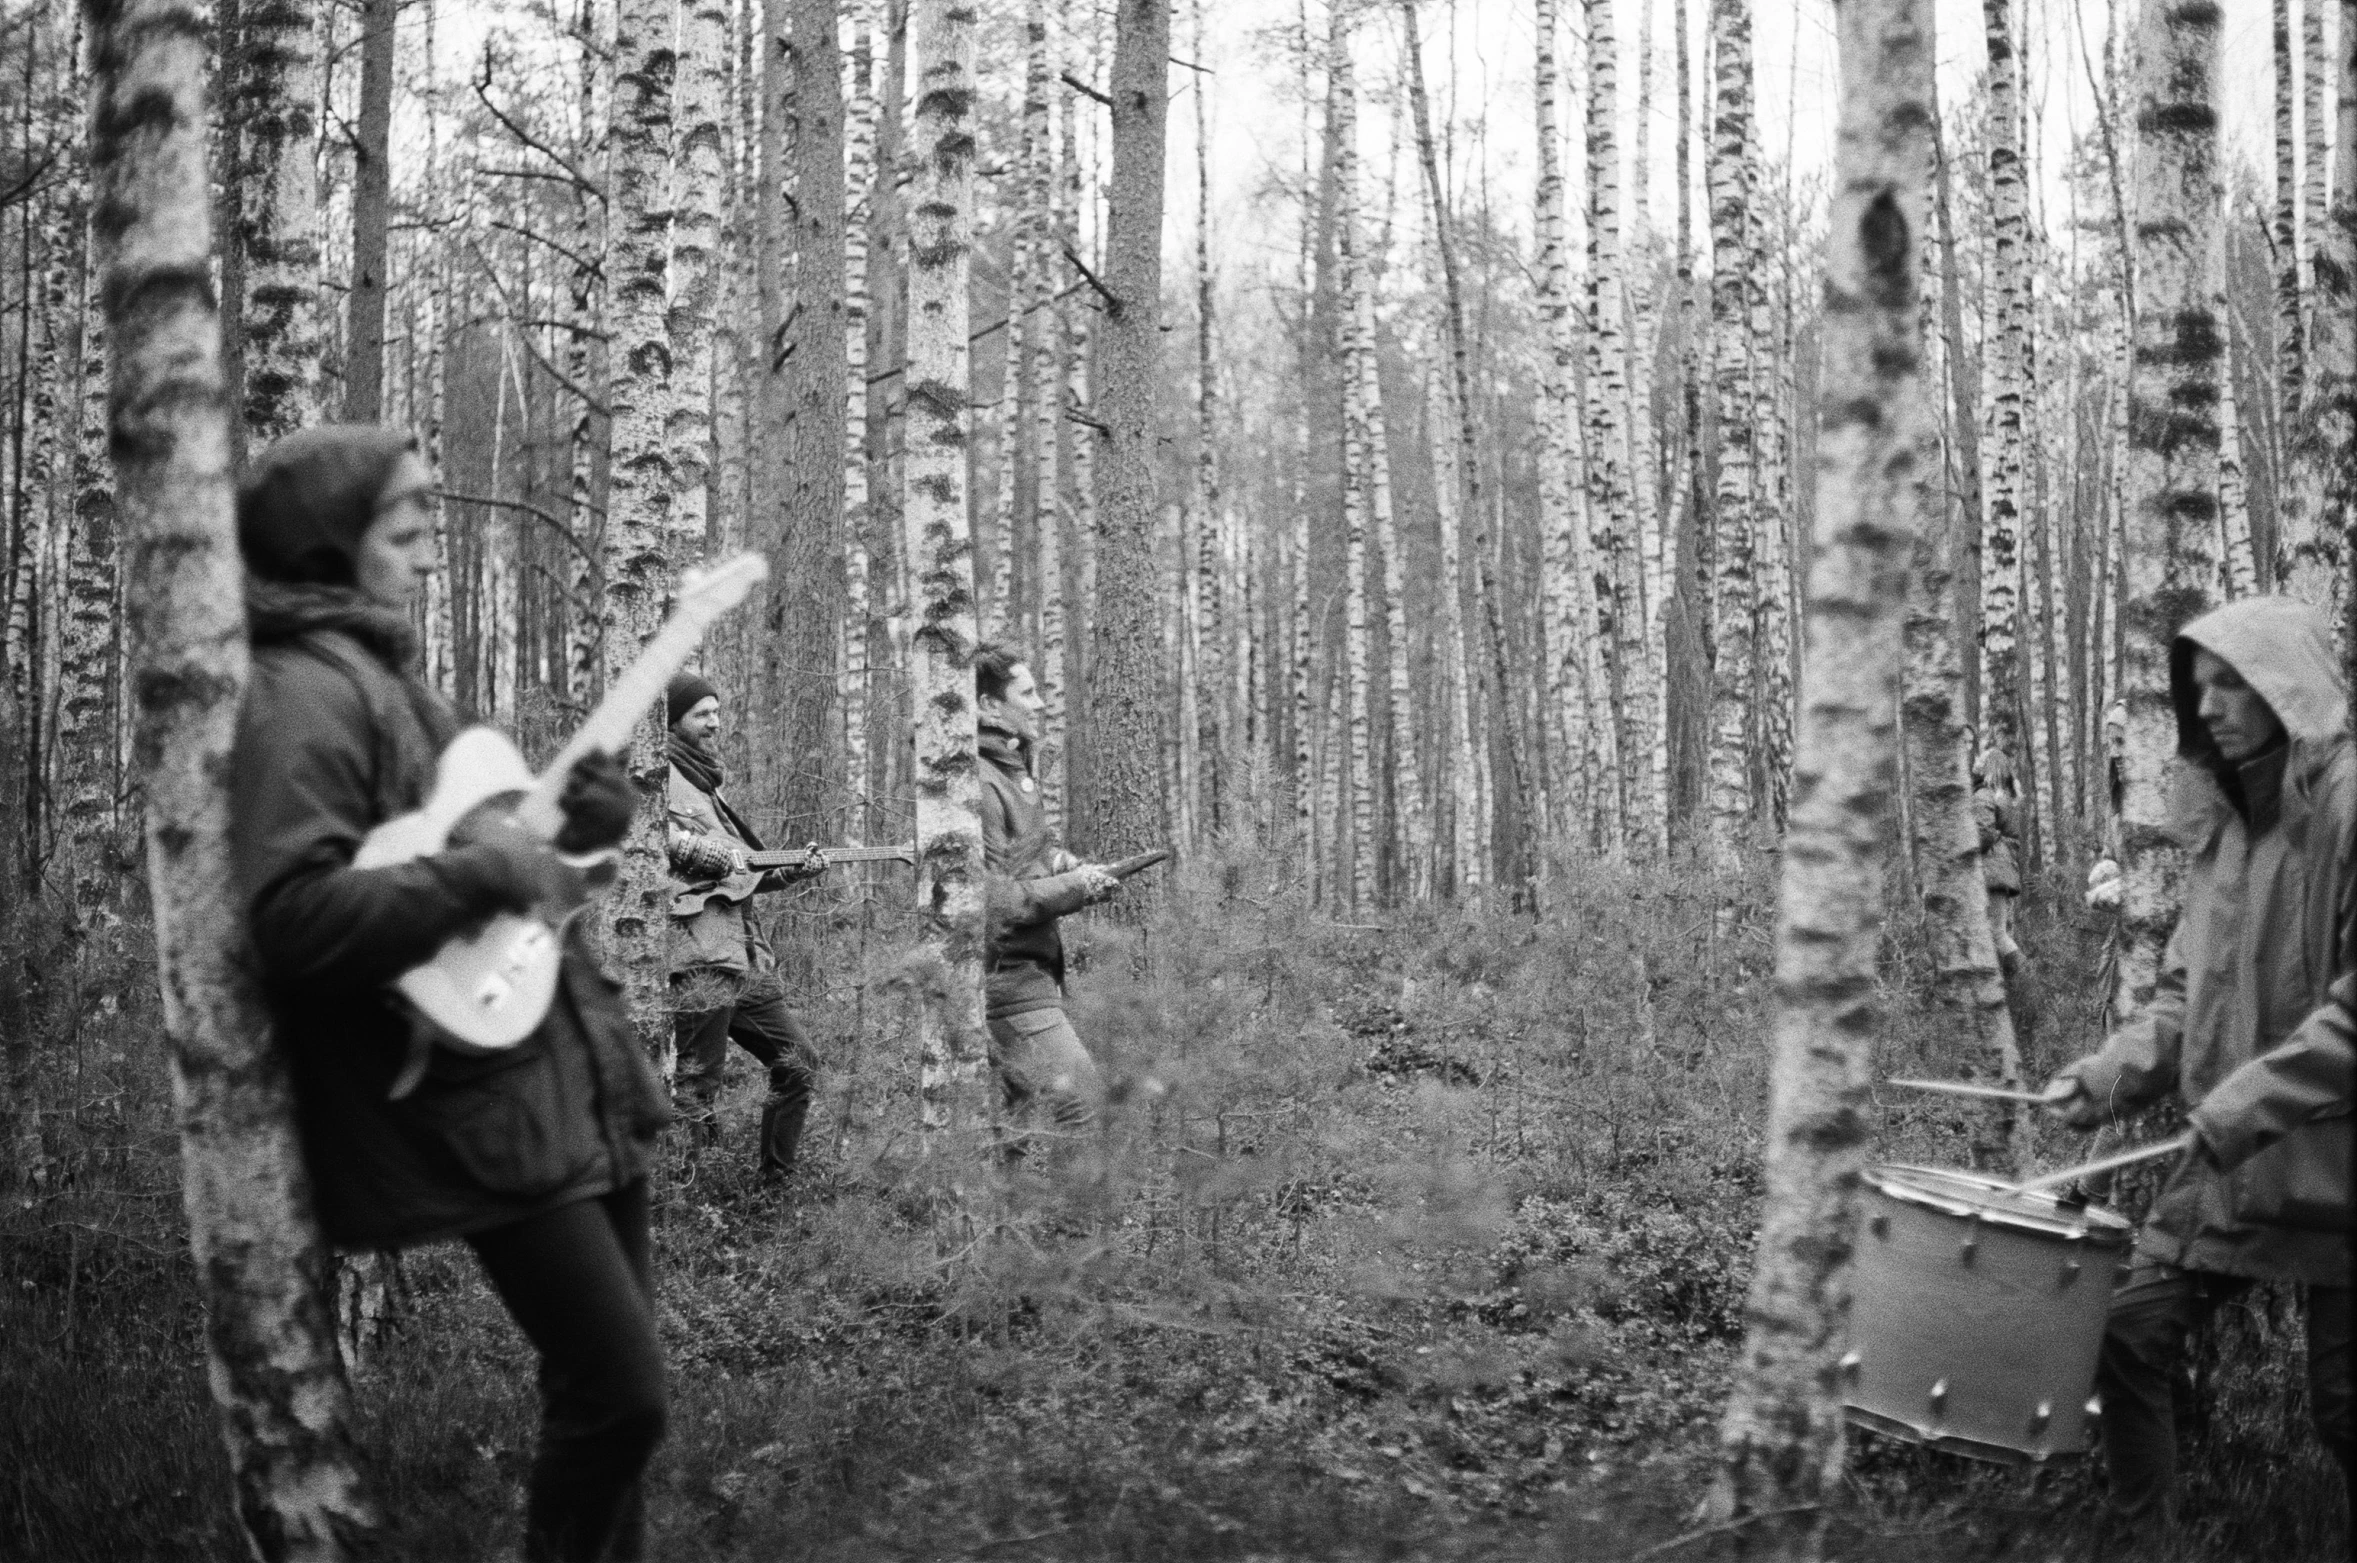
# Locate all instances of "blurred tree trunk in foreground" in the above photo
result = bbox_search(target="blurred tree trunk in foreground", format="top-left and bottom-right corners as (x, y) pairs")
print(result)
(1710, 0), (1932, 1551)
(90, 0), (374, 1554)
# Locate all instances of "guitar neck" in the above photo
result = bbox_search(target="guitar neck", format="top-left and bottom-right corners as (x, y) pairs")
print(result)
(746, 845), (914, 869)
(514, 623), (721, 838)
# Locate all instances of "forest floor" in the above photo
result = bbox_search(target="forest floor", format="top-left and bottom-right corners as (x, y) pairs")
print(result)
(2, 849), (2348, 1562)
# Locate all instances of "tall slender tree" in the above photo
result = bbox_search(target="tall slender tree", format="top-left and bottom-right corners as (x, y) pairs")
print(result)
(91, 0), (374, 1550)
(226, 0), (324, 444)
(1712, 0), (1932, 1543)
(1705, 0), (1757, 869)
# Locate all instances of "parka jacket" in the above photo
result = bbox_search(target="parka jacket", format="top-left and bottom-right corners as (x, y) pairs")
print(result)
(2058, 598), (2354, 1285)
(977, 717), (1097, 1018)
(666, 766), (773, 979)
(1974, 789), (2022, 894)
(230, 586), (671, 1251)
(2191, 975), (2353, 1176)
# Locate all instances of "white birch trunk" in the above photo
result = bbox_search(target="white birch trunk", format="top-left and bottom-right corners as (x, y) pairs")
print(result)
(1537, 0), (1588, 842)
(93, 2), (375, 1550)
(845, 0), (879, 839)
(230, 0), (325, 443)
(1711, 0), (1931, 1534)
(1980, 0), (2031, 779)
(1331, 6), (1374, 912)
(1705, 0), (1756, 871)
(907, 0), (989, 1139)
(1584, 0), (1630, 859)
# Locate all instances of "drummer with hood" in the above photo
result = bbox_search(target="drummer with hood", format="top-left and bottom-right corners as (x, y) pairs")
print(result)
(2045, 597), (2353, 1534)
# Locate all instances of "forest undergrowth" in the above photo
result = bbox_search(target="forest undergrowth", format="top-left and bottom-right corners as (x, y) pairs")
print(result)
(2, 847), (2347, 1562)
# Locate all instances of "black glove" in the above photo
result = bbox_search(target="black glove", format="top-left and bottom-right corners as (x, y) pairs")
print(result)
(555, 749), (636, 853)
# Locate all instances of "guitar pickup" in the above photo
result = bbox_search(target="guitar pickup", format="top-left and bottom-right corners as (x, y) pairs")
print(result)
(474, 974), (514, 1011)
(507, 925), (554, 974)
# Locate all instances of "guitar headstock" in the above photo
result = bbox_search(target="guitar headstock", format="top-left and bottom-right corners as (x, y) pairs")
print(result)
(676, 553), (771, 630)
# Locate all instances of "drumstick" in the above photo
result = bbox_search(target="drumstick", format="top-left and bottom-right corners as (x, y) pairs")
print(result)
(1884, 1077), (2054, 1105)
(2010, 1132), (2195, 1194)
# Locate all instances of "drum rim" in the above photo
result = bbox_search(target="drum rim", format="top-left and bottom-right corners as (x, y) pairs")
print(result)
(1864, 1162), (2135, 1242)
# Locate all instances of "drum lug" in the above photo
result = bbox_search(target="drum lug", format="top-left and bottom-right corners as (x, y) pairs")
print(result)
(1957, 1211), (1982, 1264)
(2028, 1401), (2052, 1435)
(2085, 1394), (2103, 1421)
(1839, 1350), (1861, 1380)
(2061, 1257), (2083, 1285)
(1928, 1378), (1948, 1417)
(1869, 1213), (1890, 1240)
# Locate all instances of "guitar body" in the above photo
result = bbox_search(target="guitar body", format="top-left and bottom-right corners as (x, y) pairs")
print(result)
(356, 728), (579, 1053)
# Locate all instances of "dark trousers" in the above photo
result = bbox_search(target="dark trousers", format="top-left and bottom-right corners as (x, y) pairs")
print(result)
(672, 974), (817, 1179)
(2095, 1260), (2353, 1525)
(465, 1182), (666, 1563)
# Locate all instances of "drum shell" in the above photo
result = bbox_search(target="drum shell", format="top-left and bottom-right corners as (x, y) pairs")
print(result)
(1844, 1165), (2133, 1465)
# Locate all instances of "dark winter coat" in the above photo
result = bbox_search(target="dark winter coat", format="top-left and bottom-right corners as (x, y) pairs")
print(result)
(2192, 975), (2354, 1177)
(977, 717), (1097, 1018)
(230, 583), (670, 1251)
(2057, 598), (2354, 1286)
(1973, 789), (2021, 895)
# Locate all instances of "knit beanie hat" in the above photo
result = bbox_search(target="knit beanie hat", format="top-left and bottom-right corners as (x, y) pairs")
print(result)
(237, 425), (423, 585)
(668, 671), (721, 727)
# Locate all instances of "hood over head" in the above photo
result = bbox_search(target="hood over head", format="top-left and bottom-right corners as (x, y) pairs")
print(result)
(2169, 597), (2348, 773)
(237, 425), (423, 586)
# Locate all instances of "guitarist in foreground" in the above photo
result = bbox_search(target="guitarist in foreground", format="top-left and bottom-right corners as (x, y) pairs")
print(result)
(664, 671), (828, 1183)
(228, 427), (672, 1563)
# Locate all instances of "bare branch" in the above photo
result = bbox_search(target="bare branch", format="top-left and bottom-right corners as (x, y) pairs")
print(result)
(473, 44), (605, 201)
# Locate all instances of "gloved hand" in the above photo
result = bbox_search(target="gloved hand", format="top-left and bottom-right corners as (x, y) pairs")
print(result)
(2084, 857), (2123, 910)
(554, 749), (636, 853)
(2040, 1067), (2106, 1130)
(1077, 864), (1123, 906)
(470, 822), (591, 914)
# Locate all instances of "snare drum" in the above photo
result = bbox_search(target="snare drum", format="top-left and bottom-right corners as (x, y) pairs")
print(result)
(1843, 1164), (2134, 1464)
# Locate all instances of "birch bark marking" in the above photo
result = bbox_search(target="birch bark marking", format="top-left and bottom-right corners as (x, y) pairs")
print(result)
(2115, 0), (2225, 1042)
(1078, 0), (1170, 859)
(2291, 0), (2356, 621)
(89, 0), (375, 1551)
(1361, 268), (1423, 899)
(1584, 0), (1629, 858)
(1980, 0), (2031, 777)
(1536, 0), (1588, 837)
(2273, 0), (2304, 429)
(603, 0), (681, 1050)
(1023, 0), (1063, 829)
(228, 0), (324, 442)
(1710, 0), (1931, 1537)
(1704, 0), (1757, 870)
(1330, 8), (1374, 911)
(846, 0), (879, 835)
(906, 0), (987, 1134)
(1054, 0), (1091, 821)
(1630, 0), (1668, 856)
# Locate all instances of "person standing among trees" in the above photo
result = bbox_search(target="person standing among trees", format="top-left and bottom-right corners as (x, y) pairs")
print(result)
(228, 426), (673, 1563)
(973, 642), (1124, 1155)
(1972, 744), (2025, 968)
(665, 672), (829, 1184)
(2043, 597), (2354, 1541)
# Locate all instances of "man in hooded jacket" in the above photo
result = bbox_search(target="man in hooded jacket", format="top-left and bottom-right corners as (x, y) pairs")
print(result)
(2045, 596), (2353, 1532)
(230, 426), (673, 1562)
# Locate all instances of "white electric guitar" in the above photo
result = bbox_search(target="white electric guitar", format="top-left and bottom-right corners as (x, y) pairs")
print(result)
(354, 553), (771, 1052)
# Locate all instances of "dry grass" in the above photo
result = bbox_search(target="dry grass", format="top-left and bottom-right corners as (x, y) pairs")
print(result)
(1, 848), (2345, 1561)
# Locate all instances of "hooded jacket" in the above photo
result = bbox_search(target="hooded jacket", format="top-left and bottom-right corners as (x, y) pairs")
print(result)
(228, 430), (668, 1250)
(976, 715), (1098, 1018)
(2059, 597), (2353, 1284)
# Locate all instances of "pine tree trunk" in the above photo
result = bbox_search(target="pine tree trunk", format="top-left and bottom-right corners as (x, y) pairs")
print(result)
(226, 0), (324, 443)
(344, 0), (395, 422)
(91, 0), (375, 1549)
(1704, 0), (1756, 871)
(2114, 0), (2226, 1047)
(1074, 0), (1169, 862)
(781, 0), (845, 836)
(1710, 0), (1931, 1540)
(603, 0), (685, 1054)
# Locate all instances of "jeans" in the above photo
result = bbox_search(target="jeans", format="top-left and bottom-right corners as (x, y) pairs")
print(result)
(672, 972), (818, 1179)
(2094, 1260), (2352, 1525)
(465, 1183), (666, 1563)
(987, 1005), (1102, 1153)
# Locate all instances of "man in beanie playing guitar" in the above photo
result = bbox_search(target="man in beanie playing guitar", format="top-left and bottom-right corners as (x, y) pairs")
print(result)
(665, 671), (829, 1184)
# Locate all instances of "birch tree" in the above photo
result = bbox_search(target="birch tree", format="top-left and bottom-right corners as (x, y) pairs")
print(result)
(2288, 0), (2355, 617)
(1712, 0), (1932, 1543)
(845, 0), (879, 833)
(91, 0), (374, 1551)
(1536, 0), (1586, 842)
(602, 0), (683, 1047)
(1584, 0), (1630, 859)
(1979, 0), (2031, 771)
(2114, 0), (2225, 1044)
(224, 0), (324, 444)
(1705, 0), (1758, 870)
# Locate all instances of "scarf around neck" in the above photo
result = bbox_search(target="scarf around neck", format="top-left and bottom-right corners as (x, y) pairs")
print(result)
(669, 730), (764, 850)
